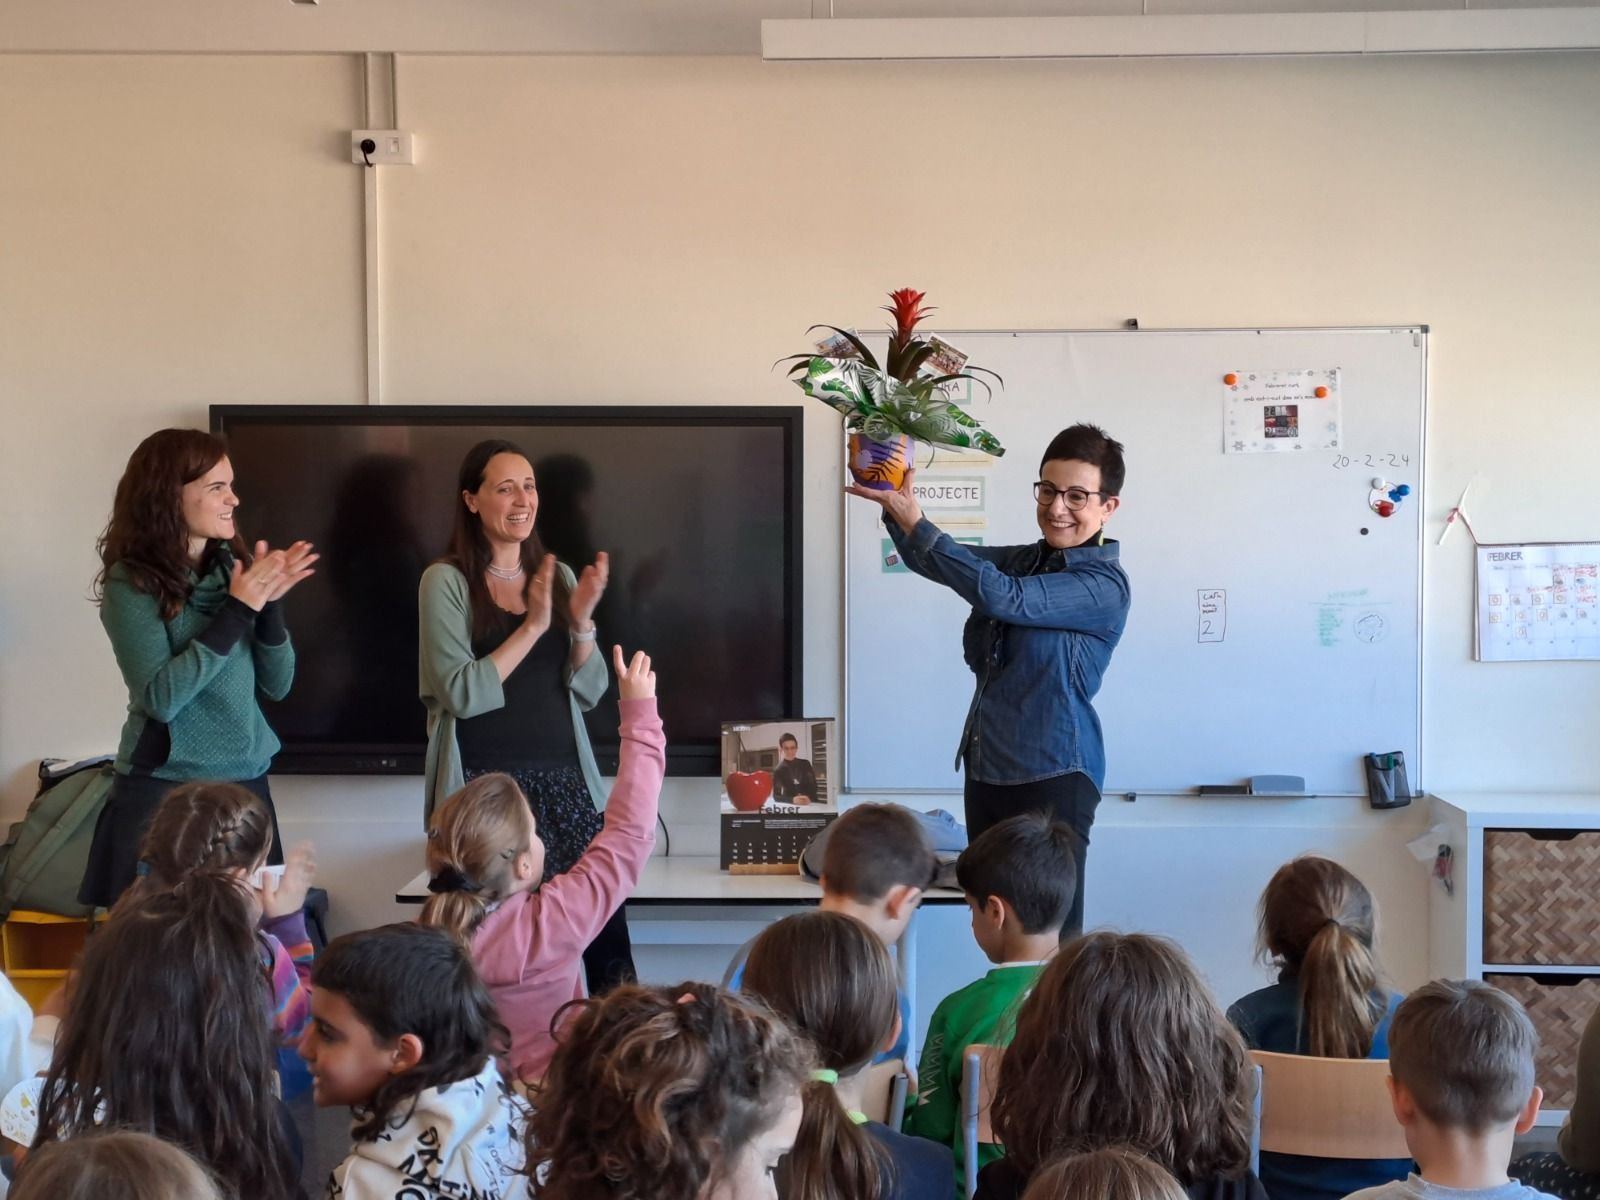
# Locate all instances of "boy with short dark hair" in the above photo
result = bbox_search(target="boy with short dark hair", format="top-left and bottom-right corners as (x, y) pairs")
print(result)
(1345, 979), (1554, 1200)
(905, 813), (1078, 1195)
(729, 802), (937, 1065)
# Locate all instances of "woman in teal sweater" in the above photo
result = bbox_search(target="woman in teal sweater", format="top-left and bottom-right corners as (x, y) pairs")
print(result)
(79, 429), (317, 908)
(418, 439), (626, 992)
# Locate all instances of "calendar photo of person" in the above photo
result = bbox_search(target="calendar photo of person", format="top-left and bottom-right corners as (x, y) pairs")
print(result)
(719, 718), (837, 873)
(719, 718), (837, 813)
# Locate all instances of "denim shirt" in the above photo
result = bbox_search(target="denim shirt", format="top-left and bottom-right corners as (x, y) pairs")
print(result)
(886, 515), (1131, 788)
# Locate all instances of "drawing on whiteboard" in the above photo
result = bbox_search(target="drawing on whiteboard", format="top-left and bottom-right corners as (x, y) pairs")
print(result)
(1355, 612), (1388, 644)
(1224, 368), (1342, 454)
(1475, 542), (1600, 662)
(1198, 589), (1227, 644)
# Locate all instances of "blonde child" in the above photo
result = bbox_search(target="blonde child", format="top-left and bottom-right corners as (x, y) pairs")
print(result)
(419, 645), (663, 1081)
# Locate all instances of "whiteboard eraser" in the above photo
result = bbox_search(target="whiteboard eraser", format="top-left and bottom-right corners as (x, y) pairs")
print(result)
(1249, 774), (1306, 795)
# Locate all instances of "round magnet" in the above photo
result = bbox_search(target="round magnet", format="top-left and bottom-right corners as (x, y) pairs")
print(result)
(1315, 386), (1330, 399)
(1377, 500), (1396, 517)
(1224, 373), (1238, 386)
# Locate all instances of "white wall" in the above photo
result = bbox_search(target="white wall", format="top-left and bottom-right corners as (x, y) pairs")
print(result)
(3, 51), (1597, 1027)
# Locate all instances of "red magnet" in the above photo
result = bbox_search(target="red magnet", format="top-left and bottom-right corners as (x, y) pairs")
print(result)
(1376, 500), (1396, 517)
(1315, 385), (1329, 399)
(1223, 373), (1238, 385)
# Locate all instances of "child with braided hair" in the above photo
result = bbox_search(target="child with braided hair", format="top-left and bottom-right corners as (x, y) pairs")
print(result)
(123, 779), (318, 1043)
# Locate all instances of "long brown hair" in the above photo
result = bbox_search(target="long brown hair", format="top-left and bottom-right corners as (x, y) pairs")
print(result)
(1022, 1147), (1190, 1200)
(992, 932), (1254, 1187)
(12, 1130), (222, 1200)
(743, 912), (896, 1200)
(419, 772), (530, 946)
(1258, 856), (1387, 1059)
(35, 873), (300, 1200)
(121, 781), (273, 908)
(442, 438), (570, 639)
(96, 429), (248, 620)
(527, 981), (813, 1200)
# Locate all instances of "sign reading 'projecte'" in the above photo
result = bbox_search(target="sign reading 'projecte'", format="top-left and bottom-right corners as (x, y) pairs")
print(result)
(912, 477), (985, 510)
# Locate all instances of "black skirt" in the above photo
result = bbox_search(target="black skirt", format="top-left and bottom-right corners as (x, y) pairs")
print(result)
(78, 772), (283, 909)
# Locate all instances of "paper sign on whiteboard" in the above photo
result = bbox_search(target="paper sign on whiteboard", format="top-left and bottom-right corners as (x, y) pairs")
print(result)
(1224, 368), (1342, 454)
(1476, 542), (1600, 662)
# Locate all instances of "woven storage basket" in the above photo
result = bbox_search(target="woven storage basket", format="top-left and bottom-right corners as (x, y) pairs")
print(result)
(1483, 831), (1600, 966)
(1486, 974), (1600, 1111)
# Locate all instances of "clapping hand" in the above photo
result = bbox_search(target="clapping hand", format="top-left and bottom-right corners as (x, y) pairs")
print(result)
(570, 551), (609, 629)
(264, 540), (319, 602)
(522, 554), (557, 639)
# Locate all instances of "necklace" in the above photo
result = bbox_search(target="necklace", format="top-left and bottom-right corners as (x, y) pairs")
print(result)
(486, 562), (525, 582)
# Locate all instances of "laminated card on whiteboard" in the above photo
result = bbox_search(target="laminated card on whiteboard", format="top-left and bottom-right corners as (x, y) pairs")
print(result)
(1475, 542), (1600, 662)
(1224, 368), (1342, 454)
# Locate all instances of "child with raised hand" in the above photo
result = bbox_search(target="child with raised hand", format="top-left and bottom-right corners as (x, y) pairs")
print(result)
(526, 980), (812, 1200)
(420, 644), (665, 1082)
(11, 1130), (222, 1200)
(126, 779), (317, 1043)
(742, 910), (954, 1200)
(908, 813), (1075, 1192)
(1022, 1148), (1190, 1200)
(299, 923), (530, 1200)
(975, 931), (1264, 1200)
(32, 873), (302, 1200)
(1347, 979), (1554, 1200)
(1227, 856), (1408, 1200)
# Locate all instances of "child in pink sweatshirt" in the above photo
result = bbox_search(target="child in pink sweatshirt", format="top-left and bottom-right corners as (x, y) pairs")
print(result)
(419, 645), (666, 1081)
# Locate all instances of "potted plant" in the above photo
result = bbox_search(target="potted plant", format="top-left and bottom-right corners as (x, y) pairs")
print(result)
(781, 289), (1005, 491)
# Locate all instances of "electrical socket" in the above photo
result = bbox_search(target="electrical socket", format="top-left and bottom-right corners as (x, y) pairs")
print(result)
(351, 130), (415, 166)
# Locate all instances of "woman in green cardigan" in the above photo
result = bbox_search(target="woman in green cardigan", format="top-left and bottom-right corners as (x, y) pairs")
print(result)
(418, 438), (629, 992)
(80, 429), (318, 908)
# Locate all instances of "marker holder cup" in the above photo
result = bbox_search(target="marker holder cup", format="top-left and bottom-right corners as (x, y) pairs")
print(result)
(1364, 751), (1411, 810)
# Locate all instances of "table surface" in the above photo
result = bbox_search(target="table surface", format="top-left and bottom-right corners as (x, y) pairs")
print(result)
(396, 855), (968, 905)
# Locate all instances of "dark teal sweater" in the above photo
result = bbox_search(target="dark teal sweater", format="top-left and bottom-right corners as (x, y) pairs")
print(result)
(101, 552), (294, 781)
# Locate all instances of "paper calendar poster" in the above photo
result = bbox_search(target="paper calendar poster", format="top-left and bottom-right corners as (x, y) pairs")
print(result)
(1223, 368), (1342, 454)
(1475, 542), (1600, 662)
(720, 718), (837, 874)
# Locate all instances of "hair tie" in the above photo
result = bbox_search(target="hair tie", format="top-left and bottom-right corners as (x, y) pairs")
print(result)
(810, 1069), (839, 1085)
(134, 860), (151, 877)
(677, 991), (697, 1006)
(427, 865), (481, 895)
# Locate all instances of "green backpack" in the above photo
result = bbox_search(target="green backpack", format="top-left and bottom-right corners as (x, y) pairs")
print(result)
(0, 756), (115, 920)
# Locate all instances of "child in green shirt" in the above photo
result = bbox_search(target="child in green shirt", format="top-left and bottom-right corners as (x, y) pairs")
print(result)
(905, 812), (1078, 1197)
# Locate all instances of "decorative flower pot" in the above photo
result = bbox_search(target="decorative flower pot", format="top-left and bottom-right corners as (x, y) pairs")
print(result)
(848, 432), (915, 492)
(725, 771), (774, 812)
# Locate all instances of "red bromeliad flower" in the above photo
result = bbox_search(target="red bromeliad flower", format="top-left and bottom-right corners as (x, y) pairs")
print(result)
(883, 288), (934, 383)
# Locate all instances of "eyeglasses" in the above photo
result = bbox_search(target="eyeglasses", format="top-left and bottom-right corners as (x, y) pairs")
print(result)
(1033, 482), (1107, 510)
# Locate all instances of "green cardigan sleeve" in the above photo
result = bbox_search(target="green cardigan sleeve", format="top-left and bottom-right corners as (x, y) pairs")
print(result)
(1560, 1001), (1600, 1171)
(251, 602), (295, 701)
(418, 563), (506, 720)
(100, 571), (249, 723)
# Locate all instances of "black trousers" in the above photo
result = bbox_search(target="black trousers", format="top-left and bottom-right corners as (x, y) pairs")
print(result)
(79, 772), (283, 909)
(963, 770), (1100, 936)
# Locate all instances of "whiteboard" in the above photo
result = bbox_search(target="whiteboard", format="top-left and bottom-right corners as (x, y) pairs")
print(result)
(843, 328), (1426, 796)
